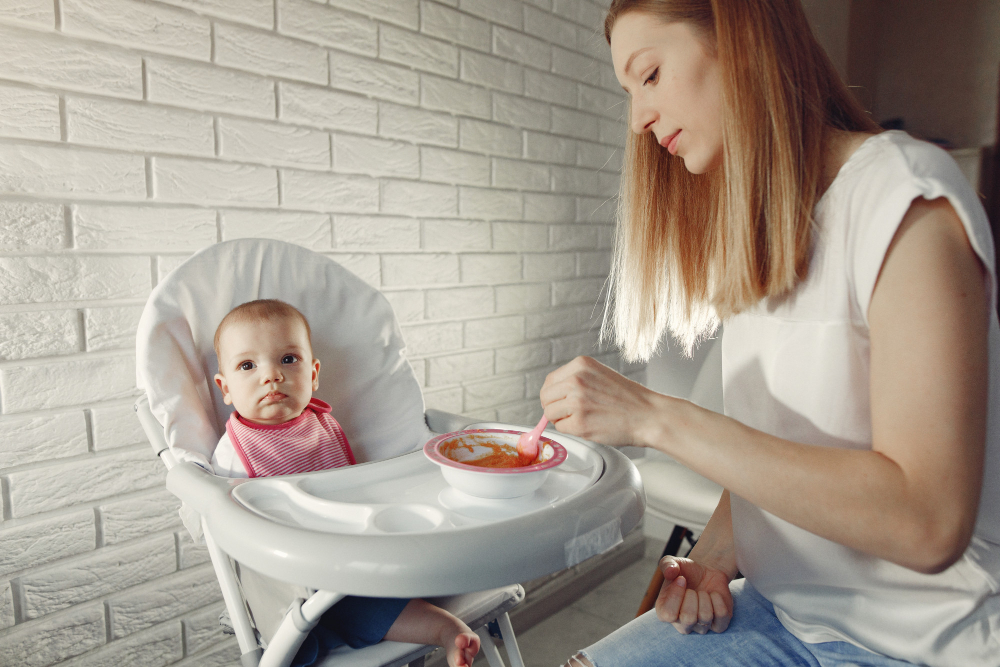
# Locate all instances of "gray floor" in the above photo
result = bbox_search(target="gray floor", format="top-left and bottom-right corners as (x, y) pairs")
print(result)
(476, 549), (661, 667)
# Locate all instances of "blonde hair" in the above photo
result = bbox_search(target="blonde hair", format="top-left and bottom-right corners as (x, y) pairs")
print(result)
(213, 299), (312, 360)
(603, 0), (880, 360)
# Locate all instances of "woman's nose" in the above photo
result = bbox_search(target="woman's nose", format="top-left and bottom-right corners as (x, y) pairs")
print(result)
(630, 100), (657, 135)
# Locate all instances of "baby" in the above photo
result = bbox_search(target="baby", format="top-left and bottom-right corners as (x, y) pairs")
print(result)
(212, 299), (480, 667)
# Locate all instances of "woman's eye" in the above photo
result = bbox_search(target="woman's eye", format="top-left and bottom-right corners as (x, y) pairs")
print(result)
(643, 67), (659, 86)
(239, 361), (255, 371)
(282, 355), (298, 364)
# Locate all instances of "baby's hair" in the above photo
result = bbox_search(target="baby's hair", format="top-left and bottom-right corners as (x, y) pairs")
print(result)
(213, 299), (312, 361)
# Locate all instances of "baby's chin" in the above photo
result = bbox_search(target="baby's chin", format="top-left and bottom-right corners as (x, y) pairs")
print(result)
(238, 401), (308, 425)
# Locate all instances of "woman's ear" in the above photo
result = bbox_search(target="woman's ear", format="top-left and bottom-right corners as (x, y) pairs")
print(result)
(312, 359), (321, 391)
(214, 373), (233, 405)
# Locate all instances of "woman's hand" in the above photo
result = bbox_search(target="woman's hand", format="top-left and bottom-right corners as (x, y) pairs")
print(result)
(539, 356), (665, 447)
(655, 556), (733, 634)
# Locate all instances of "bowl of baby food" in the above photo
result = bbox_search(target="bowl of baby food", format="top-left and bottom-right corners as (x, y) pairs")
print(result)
(423, 428), (567, 499)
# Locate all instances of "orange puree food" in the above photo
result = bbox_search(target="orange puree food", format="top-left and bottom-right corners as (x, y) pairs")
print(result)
(440, 437), (533, 468)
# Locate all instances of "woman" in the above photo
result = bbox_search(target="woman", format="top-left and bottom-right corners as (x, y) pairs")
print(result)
(542, 1), (999, 666)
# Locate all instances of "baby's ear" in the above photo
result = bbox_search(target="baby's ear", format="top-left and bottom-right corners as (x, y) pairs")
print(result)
(214, 373), (232, 405)
(312, 359), (320, 391)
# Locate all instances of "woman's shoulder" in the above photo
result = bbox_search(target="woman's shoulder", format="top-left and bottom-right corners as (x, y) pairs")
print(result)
(835, 130), (970, 198)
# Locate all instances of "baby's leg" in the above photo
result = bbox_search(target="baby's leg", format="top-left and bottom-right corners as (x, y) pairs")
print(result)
(383, 599), (480, 667)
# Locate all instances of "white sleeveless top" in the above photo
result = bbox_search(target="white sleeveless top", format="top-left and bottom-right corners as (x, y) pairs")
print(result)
(723, 131), (1000, 666)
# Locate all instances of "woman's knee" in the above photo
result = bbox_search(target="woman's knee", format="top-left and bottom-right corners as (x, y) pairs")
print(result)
(562, 652), (594, 667)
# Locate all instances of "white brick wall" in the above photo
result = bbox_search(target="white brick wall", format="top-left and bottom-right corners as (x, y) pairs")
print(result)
(0, 0), (636, 664)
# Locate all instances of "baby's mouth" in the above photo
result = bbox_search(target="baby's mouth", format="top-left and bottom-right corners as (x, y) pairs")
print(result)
(260, 391), (287, 403)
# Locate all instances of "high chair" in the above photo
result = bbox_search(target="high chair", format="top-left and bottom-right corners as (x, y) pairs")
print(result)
(135, 239), (644, 667)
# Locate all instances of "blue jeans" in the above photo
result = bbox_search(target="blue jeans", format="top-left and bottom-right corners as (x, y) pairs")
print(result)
(581, 579), (916, 667)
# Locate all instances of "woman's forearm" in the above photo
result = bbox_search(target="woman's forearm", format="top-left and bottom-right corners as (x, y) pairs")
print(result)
(687, 490), (738, 580)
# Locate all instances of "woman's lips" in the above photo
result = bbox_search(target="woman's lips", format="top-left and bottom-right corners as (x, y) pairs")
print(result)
(661, 130), (681, 155)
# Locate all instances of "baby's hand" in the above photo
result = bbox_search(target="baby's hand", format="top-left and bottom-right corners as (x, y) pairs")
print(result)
(449, 630), (480, 667)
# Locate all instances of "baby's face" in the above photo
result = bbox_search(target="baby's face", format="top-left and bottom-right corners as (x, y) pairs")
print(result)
(214, 316), (320, 425)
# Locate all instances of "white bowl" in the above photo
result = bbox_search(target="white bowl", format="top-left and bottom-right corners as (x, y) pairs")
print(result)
(423, 429), (567, 499)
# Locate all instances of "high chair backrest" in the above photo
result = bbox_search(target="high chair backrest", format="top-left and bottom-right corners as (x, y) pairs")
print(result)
(136, 239), (428, 468)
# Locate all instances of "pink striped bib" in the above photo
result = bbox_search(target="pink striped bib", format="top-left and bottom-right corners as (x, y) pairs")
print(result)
(226, 398), (355, 478)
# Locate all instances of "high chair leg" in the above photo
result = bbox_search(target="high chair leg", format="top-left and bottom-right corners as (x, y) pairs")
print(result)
(260, 591), (345, 667)
(203, 520), (260, 661)
(495, 613), (525, 667)
(475, 626), (506, 667)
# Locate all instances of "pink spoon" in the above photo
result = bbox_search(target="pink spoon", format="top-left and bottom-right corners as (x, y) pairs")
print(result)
(516, 415), (549, 466)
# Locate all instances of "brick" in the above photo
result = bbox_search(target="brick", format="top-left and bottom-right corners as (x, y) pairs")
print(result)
(0, 310), (78, 361)
(1, 353), (137, 414)
(0, 603), (105, 666)
(526, 305), (580, 338)
(381, 180), (457, 217)
(420, 147), (490, 186)
(157, 255), (191, 282)
(183, 604), (228, 656)
(382, 254), (459, 287)
(421, 1), (489, 51)
(1, 580), (12, 629)
(523, 68), (577, 107)
(223, 210), (331, 250)
(495, 340), (551, 373)
(400, 322), (463, 356)
(577, 195), (617, 223)
(576, 24), (609, 61)
(422, 76), (490, 120)
(90, 401), (146, 450)
(282, 170), (379, 213)
(66, 97), (213, 156)
(552, 106), (600, 141)
(427, 350), (493, 386)
(459, 119), (521, 157)
(379, 103), (456, 147)
(524, 131), (576, 165)
(62, 0), (211, 60)
(334, 215), (420, 251)
(215, 23), (326, 85)
(596, 171), (619, 197)
(74, 205), (217, 252)
(278, 0), (377, 55)
(99, 489), (182, 545)
(220, 117), (330, 168)
(382, 290), (424, 324)
(0, 510), (95, 577)
(22, 534), (176, 618)
(524, 5), (576, 50)
(553, 331), (602, 363)
(154, 158), (277, 206)
(524, 0), (552, 8)
(329, 0), (418, 30)
(459, 186), (522, 220)
(0, 0), (53, 26)
(0, 201), (64, 251)
(599, 62), (621, 93)
(426, 286), (494, 320)
(577, 250), (611, 277)
(326, 253), (380, 287)
(492, 221), (547, 252)
(553, 46), (602, 86)
(525, 252), (576, 281)
(493, 157), (549, 191)
(464, 374), (524, 410)
(334, 134), (419, 178)
(524, 192), (575, 223)
(61, 621), (183, 667)
(492, 26), (550, 69)
(0, 83), (60, 141)
(464, 406), (496, 421)
(9, 448), (164, 518)
(422, 219), (491, 252)
(147, 58), (275, 119)
(550, 223), (601, 251)
(577, 140), (620, 170)
(423, 386), (462, 414)
(551, 0), (582, 24)
(492, 92), (550, 131)
(552, 164), (601, 195)
(178, 531), (210, 569)
(496, 400), (544, 426)
(0, 256), (149, 306)
(465, 315), (524, 348)
(381, 24), (457, 77)
(599, 116), (627, 146)
(597, 223), (614, 249)
(496, 282), (550, 314)
(331, 51), (419, 105)
(152, 0), (273, 29)
(525, 365), (556, 398)
(0, 410), (87, 469)
(0, 142), (146, 199)
(109, 565), (220, 639)
(460, 50), (523, 94)
(278, 95), (371, 145)
(179, 639), (242, 666)
(459, 0), (521, 29)
(579, 83), (624, 120)
(413, 358), (428, 388)
(577, 1), (605, 31)
(553, 276), (605, 306)
(460, 253), (521, 284)
(0, 23), (142, 99)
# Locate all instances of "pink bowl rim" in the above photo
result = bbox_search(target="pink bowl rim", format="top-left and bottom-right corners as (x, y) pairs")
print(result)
(423, 428), (567, 474)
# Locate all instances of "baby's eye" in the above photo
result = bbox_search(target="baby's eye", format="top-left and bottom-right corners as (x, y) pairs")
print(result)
(239, 361), (255, 371)
(643, 67), (659, 86)
(281, 354), (298, 364)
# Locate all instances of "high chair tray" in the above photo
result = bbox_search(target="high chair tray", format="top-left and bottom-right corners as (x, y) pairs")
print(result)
(167, 424), (644, 597)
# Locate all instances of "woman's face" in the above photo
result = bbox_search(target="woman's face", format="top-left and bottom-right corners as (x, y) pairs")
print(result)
(610, 12), (723, 174)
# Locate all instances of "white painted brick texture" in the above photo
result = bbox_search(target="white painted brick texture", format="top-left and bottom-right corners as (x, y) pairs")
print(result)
(0, 0), (636, 664)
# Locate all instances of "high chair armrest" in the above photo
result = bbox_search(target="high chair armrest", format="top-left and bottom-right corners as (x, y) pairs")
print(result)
(424, 409), (475, 435)
(135, 394), (178, 468)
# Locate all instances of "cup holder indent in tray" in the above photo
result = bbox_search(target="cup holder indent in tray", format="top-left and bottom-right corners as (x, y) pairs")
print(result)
(372, 505), (444, 533)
